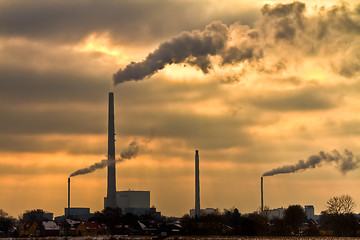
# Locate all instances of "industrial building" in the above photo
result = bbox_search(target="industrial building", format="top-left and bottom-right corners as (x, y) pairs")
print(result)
(116, 190), (150, 214)
(65, 208), (92, 221)
(104, 190), (160, 216)
(268, 207), (285, 220)
(101, 93), (158, 217)
(305, 205), (315, 220)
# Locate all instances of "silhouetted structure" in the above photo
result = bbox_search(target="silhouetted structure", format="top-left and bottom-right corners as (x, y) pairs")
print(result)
(195, 150), (200, 218)
(105, 92), (117, 208)
(67, 178), (70, 217)
(261, 177), (264, 212)
(64, 208), (92, 221)
(116, 190), (150, 216)
(305, 205), (315, 220)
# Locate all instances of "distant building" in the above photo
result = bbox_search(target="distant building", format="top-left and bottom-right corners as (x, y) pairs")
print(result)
(64, 208), (92, 221)
(305, 205), (315, 220)
(104, 190), (159, 216)
(190, 208), (217, 218)
(268, 207), (285, 220)
(117, 191), (150, 211)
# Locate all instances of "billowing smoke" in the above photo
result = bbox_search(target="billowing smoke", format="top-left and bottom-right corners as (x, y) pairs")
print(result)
(120, 140), (139, 159)
(69, 140), (140, 177)
(263, 149), (360, 177)
(113, 21), (232, 84)
(113, 1), (360, 85)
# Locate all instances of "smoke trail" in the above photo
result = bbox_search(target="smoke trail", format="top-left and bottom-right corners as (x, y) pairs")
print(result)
(262, 149), (360, 177)
(69, 140), (140, 177)
(113, 21), (230, 84)
(113, 2), (360, 85)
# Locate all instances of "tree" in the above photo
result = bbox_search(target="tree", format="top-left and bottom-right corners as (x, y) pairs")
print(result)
(269, 217), (290, 236)
(19, 209), (47, 223)
(180, 214), (198, 235)
(90, 207), (123, 234)
(0, 209), (15, 237)
(324, 195), (358, 236)
(284, 205), (305, 235)
(327, 195), (356, 215)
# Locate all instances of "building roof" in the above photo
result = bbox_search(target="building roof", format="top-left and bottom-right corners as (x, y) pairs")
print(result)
(42, 221), (60, 231)
(66, 219), (81, 226)
(83, 221), (99, 230)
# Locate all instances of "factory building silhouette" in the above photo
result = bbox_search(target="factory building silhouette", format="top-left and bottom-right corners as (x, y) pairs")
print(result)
(103, 92), (157, 215)
(64, 92), (157, 219)
(66, 92), (216, 218)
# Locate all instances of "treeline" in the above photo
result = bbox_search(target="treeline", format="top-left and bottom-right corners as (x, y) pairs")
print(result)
(181, 195), (359, 237)
(0, 195), (359, 237)
(181, 206), (358, 236)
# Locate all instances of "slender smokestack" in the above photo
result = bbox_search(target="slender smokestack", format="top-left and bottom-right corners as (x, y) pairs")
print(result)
(106, 92), (117, 208)
(195, 150), (200, 218)
(67, 177), (70, 217)
(261, 177), (264, 212)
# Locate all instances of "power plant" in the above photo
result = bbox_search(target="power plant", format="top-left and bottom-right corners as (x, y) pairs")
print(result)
(195, 150), (200, 218)
(105, 92), (117, 209)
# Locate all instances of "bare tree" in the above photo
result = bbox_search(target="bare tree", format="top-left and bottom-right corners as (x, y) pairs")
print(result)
(326, 195), (356, 215)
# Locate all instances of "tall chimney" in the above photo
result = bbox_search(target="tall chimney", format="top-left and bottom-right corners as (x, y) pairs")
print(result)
(106, 92), (117, 208)
(195, 150), (200, 218)
(261, 177), (264, 212)
(67, 177), (70, 217)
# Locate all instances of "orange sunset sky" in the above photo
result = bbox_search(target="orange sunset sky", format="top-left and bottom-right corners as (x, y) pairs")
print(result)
(1, 0), (360, 218)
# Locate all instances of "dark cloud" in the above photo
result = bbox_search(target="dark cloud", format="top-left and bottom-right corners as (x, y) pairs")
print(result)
(261, 1), (305, 41)
(340, 120), (360, 136)
(0, 162), (70, 176)
(0, 134), (106, 154)
(0, 0), (259, 46)
(0, 65), (108, 105)
(0, 103), (106, 135)
(248, 86), (340, 111)
(0, 66), (110, 134)
(260, 76), (303, 86)
(0, 72), (257, 153)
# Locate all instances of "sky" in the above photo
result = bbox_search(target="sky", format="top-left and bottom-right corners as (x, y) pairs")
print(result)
(1, 0), (360, 218)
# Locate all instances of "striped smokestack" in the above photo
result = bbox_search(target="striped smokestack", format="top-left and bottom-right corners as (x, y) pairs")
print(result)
(195, 150), (200, 218)
(106, 92), (117, 208)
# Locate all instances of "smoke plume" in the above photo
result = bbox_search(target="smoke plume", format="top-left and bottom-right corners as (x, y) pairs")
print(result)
(69, 140), (140, 177)
(263, 149), (360, 177)
(113, 2), (360, 85)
